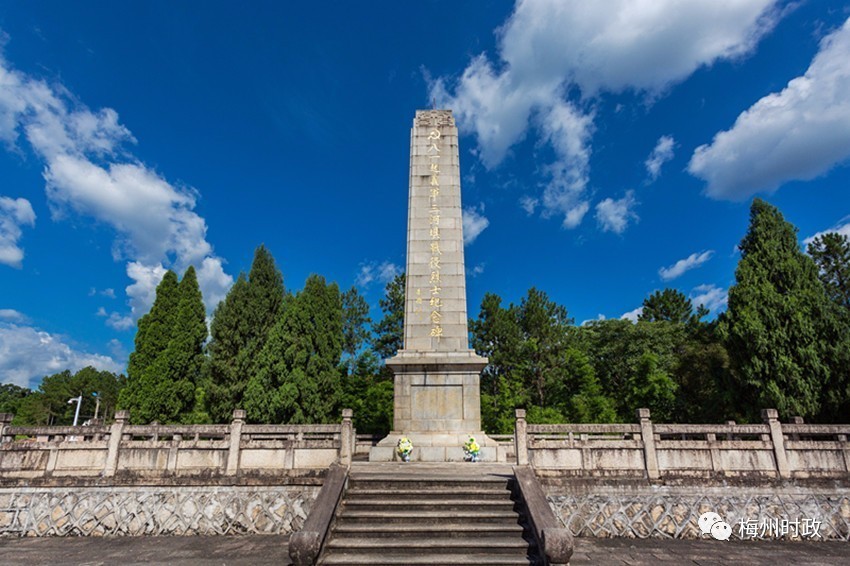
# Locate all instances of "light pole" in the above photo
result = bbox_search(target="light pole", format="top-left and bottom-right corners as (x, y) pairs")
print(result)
(68, 395), (83, 427)
(92, 392), (101, 420)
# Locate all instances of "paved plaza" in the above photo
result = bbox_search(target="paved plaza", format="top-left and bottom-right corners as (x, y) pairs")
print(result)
(0, 535), (847, 565)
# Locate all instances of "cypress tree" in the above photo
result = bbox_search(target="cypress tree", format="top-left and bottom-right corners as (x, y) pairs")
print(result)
(153, 265), (207, 423)
(119, 270), (179, 421)
(808, 232), (850, 309)
(719, 199), (833, 419)
(244, 274), (343, 423)
(206, 245), (285, 422)
(807, 233), (850, 421)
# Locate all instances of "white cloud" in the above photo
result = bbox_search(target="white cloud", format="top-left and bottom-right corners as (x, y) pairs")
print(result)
(356, 260), (401, 288)
(0, 322), (123, 388)
(462, 205), (490, 245)
(96, 308), (134, 331)
(803, 216), (850, 247)
(195, 256), (232, 312)
(0, 196), (35, 267)
(519, 195), (538, 215)
(645, 135), (675, 181)
(658, 250), (714, 281)
(124, 261), (167, 320)
(0, 43), (232, 319)
(89, 287), (115, 298)
(621, 306), (643, 323)
(0, 309), (25, 322)
(468, 263), (485, 277)
(689, 18), (850, 199)
(595, 190), (638, 234)
(537, 100), (594, 228)
(690, 284), (728, 313)
(432, 1), (781, 226)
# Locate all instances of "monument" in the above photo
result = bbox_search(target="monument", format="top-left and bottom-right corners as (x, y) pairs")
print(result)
(370, 109), (504, 462)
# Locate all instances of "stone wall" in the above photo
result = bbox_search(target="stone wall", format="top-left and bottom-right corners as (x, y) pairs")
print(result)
(546, 483), (850, 541)
(0, 485), (319, 537)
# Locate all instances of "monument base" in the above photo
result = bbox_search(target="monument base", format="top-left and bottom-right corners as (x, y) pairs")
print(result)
(369, 431), (508, 462)
(370, 349), (503, 462)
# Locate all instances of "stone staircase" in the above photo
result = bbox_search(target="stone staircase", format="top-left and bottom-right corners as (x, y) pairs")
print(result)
(318, 463), (535, 565)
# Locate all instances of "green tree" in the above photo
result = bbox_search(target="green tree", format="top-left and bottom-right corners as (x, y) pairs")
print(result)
(719, 199), (835, 420)
(580, 319), (685, 421)
(373, 273), (405, 359)
(15, 367), (124, 425)
(341, 286), (372, 372)
(625, 352), (678, 422)
(0, 384), (30, 415)
(470, 293), (523, 400)
(547, 348), (618, 423)
(639, 288), (707, 324)
(119, 267), (207, 424)
(808, 232), (850, 309)
(206, 245), (286, 422)
(514, 288), (573, 406)
(151, 265), (208, 424)
(244, 274), (343, 424)
(470, 289), (615, 432)
(673, 334), (731, 423)
(119, 270), (180, 421)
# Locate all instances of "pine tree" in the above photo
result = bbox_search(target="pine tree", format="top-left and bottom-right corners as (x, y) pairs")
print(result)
(244, 274), (343, 423)
(373, 273), (405, 359)
(341, 286), (371, 373)
(119, 270), (179, 421)
(719, 199), (834, 419)
(515, 287), (573, 407)
(639, 289), (706, 324)
(206, 245), (285, 422)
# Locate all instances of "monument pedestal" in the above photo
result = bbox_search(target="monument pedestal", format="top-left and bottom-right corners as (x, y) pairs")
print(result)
(369, 350), (507, 462)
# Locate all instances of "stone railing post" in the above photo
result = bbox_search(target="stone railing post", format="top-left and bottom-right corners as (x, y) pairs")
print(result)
(762, 408), (790, 479)
(226, 409), (246, 476)
(104, 410), (129, 477)
(0, 413), (13, 443)
(789, 416), (804, 441)
(637, 408), (659, 480)
(340, 409), (353, 466)
(515, 409), (529, 466)
(838, 433), (850, 474)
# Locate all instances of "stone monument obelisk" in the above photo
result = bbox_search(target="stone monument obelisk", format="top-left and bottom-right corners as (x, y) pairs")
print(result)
(370, 109), (504, 462)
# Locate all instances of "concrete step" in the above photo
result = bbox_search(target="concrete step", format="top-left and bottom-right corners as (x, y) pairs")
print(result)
(337, 509), (521, 525)
(345, 487), (512, 501)
(347, 479), (511, 491)
(319, 552), (531, 565)
(327, 537), (529, 553)
(331, 522), (525, 539)
(342, 499), (515, 513)
(318, 465), (533, 565)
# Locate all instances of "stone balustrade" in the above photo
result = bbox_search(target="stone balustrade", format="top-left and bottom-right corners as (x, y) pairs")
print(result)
(0, 409), (355, 483)
(514, 408), (850, 480)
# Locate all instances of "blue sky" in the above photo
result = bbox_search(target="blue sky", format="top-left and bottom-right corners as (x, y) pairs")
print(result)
(1, 1), (850, 388)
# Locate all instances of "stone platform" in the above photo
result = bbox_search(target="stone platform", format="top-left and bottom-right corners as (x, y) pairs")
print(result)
(2, 532), (848, 565)
(369, 431), (506, 462)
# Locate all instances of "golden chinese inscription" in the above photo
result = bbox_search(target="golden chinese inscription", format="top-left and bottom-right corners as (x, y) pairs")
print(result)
(425, 128), (443, 342)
